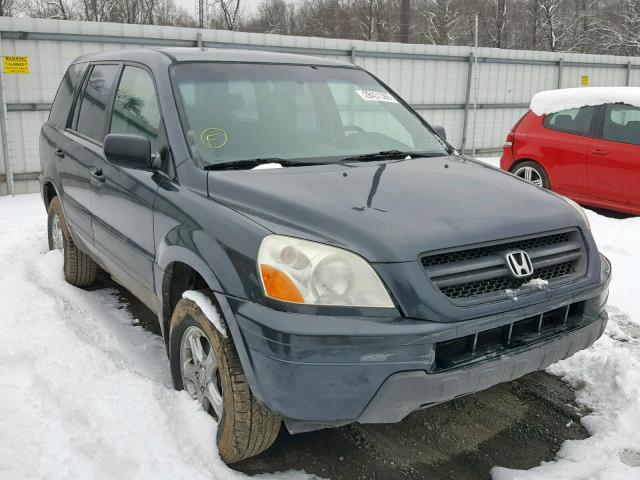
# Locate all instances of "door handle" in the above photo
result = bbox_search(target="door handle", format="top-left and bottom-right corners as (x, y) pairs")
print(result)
(89, 167), (105, 183)
(54, 147), (65, 158)
(591, 148), (609, 156)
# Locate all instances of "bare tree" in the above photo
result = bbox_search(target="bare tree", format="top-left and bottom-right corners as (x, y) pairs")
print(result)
(0, 0), (13, 15)
(481, 0), (508, 47)
(252, 0), (295, 34)
(599, 0), (640, 54)
(348, 0), (396, 40)
(211, 0), (243, 30)
(416, 0), (463, 45)
(531, 0), (584, 51)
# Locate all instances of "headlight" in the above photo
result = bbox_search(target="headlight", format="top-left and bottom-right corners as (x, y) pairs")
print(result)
(562, 196), (591, 231)
(257, 235), (394, 308)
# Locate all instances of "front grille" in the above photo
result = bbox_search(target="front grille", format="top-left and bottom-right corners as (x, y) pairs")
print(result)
(421, 229), (587, 303)
(434, 302), (585, 371)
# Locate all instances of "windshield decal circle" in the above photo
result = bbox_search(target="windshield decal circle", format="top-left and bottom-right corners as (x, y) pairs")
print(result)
(201, 128), (228, 149)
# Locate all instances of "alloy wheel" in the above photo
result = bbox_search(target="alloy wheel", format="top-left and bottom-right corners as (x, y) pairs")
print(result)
(513, 165), (544, 187)
(180, 326), (224, 421)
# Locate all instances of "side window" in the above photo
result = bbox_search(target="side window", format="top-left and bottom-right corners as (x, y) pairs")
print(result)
(49, 63), (85, 128)
(543, 106), (596, 136)
(602, 103), (640, 145)
(75, 64), (120, 143)
(110, 66), (161, 151)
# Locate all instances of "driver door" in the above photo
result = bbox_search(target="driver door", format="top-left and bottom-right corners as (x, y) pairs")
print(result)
(89, 65), (165, 309)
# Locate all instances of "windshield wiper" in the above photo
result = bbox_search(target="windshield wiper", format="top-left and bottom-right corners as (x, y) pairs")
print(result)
(339, 150), (444, 163)
(203, 157), (314, 171)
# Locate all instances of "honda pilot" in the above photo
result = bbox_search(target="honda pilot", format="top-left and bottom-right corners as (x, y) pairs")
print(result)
(40, 48), (611, 463)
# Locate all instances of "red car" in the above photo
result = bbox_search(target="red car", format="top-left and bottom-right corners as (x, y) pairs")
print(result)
(500, 100), (640, 215)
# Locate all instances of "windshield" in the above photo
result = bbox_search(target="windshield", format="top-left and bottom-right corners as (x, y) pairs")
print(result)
(171, 63), (447, 166)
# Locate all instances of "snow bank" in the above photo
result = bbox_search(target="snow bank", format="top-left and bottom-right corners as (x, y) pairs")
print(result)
(0, 194), (316, 480)
(530, 87), (640, 116)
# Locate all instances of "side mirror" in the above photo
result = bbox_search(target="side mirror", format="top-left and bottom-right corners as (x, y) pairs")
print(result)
(103, 134), (152, 170)
(433, 125), (447, 140)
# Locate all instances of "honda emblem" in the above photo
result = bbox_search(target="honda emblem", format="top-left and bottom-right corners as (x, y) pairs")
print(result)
(505, 250), (534, 278)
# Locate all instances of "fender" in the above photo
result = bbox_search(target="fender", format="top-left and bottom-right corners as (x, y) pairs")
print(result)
(153, 235), (269, 403)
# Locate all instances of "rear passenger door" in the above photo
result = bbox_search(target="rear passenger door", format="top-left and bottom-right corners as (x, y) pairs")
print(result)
(541, 106), (597, 197)
(44, 63), (92, 244)
(588, 103), (640, 206)
(90, 65), (163, 309)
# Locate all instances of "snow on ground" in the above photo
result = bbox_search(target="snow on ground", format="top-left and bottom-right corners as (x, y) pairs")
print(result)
(1, 189), (639, 479)
(0, 193), (316, 480)
(530, 87), (640, 116)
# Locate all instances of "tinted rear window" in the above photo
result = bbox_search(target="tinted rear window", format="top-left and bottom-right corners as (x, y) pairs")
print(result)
(75, 64), (120, 143)
(543, 106), (596, 136)
(49, 64), (85, 128)
(602, 103), (640, 145)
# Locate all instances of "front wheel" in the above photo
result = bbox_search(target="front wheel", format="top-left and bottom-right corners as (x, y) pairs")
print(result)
(169, 291), (281, 463)
(511, 161), (550, 189)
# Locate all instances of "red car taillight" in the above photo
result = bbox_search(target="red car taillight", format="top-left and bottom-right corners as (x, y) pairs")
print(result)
(504, 130), (515, 148)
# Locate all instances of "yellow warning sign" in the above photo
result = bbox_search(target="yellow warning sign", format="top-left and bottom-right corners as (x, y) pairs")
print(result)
(580, 75), (589, 86)
(2, 56), (29, 74)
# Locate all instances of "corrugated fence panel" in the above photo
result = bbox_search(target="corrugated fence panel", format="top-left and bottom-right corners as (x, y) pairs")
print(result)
(475, 62), (558, 104)
(7, 111), (48, 173)
(1, 17), (640, 194)
(417, 109), (465, 148)
(562, 65), (627, 88)
(467, 108), (529, 151)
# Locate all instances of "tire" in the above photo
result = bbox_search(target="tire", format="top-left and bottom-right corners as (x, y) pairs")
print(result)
(169, 291), (281, 464)
(47, 196), (97, 287)
(510, 160), (550, 189)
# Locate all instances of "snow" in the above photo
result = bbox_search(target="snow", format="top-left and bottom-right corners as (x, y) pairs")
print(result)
(0, 193), (315, 480)
(182, 290), (228, 337)
(505, 278), (549, 301)
(526, 278), (549, 289)
(474, 156), (501, 168)
(252, 163), (283, 170)
(1, 191), (639, 479)
(530, 87), (640, 116)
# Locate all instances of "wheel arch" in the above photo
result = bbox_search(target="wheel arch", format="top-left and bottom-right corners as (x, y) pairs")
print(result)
(42, 179), (59, 209)
(157, 252), (265, 402)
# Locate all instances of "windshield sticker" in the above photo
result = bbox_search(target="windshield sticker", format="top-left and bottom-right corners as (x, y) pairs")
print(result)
(356, 90), (398, 103)
(201, 128), (228, 149)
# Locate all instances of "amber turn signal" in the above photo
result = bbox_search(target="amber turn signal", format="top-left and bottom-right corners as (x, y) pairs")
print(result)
(259, 264), (304, 303)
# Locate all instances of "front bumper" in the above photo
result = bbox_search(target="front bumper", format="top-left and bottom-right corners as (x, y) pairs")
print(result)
(223, 256), (610, 434)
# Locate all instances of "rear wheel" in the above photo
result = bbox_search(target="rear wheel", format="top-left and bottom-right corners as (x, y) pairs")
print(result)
(169, 291), (281, 463)
(511, 161), (550, 188)
(47, 196), (97, 287)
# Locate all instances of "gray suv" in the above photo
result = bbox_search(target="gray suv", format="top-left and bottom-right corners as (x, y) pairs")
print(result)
(40, 48), (610, 463)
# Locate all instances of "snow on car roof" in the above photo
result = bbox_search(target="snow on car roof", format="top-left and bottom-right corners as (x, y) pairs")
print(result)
(530, 86), (640, 116)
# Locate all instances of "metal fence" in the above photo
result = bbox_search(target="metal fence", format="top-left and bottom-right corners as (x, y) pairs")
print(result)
(1, 16), (639, 195)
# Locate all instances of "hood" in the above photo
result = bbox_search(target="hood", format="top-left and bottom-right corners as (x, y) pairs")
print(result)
(207, 156), (586, 262)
